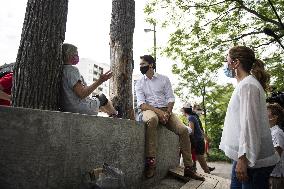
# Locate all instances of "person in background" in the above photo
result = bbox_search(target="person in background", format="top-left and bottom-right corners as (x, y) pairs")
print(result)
(192, 104), (211, 158)
(219, 46), (279, 189)
(182, 103), (215, 173)
(135, 55), (204, 180)
(267, 103), (284, 189)
(0, 72), (13, 106)
(61, 43), (119, 117)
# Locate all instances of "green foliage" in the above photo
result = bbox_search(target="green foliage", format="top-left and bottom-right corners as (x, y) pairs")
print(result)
(206, 84), (234, 148)
(177, 84), (233, 154)
(207, 148), (231, 162)
(145, 0), (284, 91)
(177, 114), (188, 125)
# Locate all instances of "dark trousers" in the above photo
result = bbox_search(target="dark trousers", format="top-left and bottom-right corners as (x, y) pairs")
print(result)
(231, 161), (275, 189)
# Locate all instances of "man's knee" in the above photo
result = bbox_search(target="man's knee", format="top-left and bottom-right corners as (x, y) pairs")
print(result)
(146, 115), (159, 127)
(179, 125), (189, 135)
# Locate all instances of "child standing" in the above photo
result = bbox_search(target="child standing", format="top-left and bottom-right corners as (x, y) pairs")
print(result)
(267, 103), (284, 189)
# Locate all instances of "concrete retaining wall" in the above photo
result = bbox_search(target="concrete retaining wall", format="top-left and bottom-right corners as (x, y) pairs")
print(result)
(0, 106), (179, 189)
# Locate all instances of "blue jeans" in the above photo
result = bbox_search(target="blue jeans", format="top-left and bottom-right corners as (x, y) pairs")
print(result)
(231, 161), (275, 189)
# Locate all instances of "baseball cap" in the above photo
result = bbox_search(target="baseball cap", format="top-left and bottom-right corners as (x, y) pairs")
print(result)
(182, 103), (192, 109)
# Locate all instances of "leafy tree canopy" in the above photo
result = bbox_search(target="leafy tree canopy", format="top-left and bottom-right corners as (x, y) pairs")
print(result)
(145, 0), (284, 91)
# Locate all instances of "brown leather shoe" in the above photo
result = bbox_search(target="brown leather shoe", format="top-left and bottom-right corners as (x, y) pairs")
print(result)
(209, 166), (215, 172)
(145, 157), (156, 178)
(184, 166), (205, 181)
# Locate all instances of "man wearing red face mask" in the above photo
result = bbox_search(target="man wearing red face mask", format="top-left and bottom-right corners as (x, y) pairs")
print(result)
(61, 43), (119, 117)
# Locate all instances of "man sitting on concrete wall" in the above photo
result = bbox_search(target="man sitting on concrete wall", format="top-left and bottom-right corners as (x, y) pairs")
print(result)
(135, 55), (205, 180)
(61, 43), (119, 117)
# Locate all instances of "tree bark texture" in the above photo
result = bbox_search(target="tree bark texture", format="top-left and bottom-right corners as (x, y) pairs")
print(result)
(110, 0), (135, 119)
(12, 0), (68, 110)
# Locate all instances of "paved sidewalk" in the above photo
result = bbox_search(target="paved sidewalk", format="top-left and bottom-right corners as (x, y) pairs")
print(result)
(180, 173), (230, 189)
(148, 176), (186, 189)
(148, 161), (232, 189)
(198, 161), (232, 180)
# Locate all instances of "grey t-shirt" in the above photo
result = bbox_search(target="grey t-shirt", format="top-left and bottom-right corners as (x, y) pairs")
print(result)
(61, 65), (100, 115)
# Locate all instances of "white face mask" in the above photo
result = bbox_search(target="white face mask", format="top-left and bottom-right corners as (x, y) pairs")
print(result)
(195, 110), (203, 115)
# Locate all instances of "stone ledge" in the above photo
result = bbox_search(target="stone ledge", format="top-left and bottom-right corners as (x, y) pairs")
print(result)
(0, 106), (179, 189)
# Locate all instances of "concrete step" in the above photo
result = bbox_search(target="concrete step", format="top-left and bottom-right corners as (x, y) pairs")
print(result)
(168, 166), (230, 189)
(146, 177), (185, 189)
(146, 170), (230, 189)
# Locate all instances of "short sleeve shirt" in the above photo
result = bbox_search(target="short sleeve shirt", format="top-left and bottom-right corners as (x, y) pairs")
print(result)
(270, 125), (284, 177)
(0, 72), (13, 106)
(61, 65), (99, 115)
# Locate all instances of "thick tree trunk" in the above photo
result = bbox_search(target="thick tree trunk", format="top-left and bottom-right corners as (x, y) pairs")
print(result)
(12, 0), (68, 110)
(110, 0), (135, 119)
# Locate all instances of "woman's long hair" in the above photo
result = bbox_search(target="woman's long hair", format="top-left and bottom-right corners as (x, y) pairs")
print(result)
(229, 46), (270, 91)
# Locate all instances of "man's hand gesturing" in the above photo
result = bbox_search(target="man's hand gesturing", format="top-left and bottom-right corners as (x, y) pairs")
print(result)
(99, 70), (113, 83)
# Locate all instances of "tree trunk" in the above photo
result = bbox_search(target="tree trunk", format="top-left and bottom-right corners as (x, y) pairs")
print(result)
(12, 0), (68, 110)
(110, 0), (135, 119)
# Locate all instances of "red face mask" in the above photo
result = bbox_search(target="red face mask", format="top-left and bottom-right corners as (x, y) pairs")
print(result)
(71, 55), (79, 65)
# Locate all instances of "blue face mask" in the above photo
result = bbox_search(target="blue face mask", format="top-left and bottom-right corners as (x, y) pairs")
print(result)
(223, 63), (234, 78)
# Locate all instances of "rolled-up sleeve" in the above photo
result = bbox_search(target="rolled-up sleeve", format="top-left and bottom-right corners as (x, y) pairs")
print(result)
(135, 80), (146, 108)
(164, 76), (175, 103)
(68, 67), (81, 88)
(273, 130), (284, 149)
(238, 84), (261, 167)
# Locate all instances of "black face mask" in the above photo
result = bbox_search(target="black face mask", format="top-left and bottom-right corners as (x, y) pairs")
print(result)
(140, 65), (150, 74)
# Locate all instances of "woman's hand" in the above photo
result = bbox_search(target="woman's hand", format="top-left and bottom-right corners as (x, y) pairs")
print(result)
(236, 156), (249, 182)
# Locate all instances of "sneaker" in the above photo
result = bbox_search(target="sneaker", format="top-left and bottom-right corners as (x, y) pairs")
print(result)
(184, 166), (205, 181)
(145, 157), (156, 178)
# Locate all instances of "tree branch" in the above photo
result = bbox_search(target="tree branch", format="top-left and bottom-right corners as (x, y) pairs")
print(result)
(203, 6), (240, 27)
(253, 39), (276, 49)
(233, 0), (282, 28)
(183, 0), (227, 8)
(267, 0), (284, 29)
(219, 30), (265, 43)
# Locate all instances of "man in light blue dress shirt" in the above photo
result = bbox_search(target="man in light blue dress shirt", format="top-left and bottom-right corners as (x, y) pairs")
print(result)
(135, 55), (204, 180)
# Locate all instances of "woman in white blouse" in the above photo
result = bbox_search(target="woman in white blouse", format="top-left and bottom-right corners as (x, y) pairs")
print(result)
(267, 103), (284, 189)
(219, 46), (279, 189)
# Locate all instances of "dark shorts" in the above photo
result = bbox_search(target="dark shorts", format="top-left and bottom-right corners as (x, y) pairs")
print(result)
(194, 139), (205, 155)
